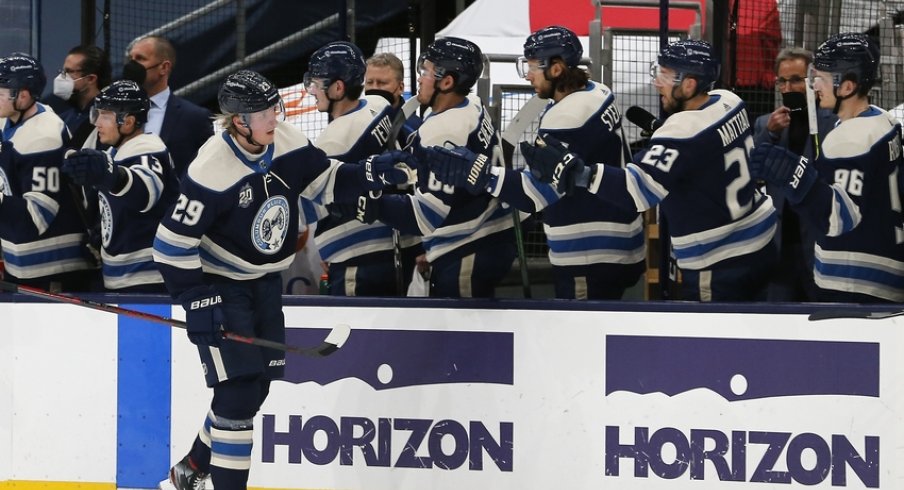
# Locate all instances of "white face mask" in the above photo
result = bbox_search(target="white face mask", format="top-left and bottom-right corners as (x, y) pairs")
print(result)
(53, 74), (75, 100)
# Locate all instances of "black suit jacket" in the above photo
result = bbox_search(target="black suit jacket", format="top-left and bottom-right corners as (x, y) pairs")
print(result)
(160, 93), (213, 178)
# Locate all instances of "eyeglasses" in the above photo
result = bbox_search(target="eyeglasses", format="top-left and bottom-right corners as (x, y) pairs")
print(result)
(775, 76), (806, 87)
(58, 68), (86, 81)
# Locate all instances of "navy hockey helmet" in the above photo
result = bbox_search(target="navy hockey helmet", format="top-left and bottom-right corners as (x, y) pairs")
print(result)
(218, 70), (281, 114)
(92, 80), (149, 126)
(813, 32), (879, 90)
(418, 37), (484, 90)
(523, 26), (583, 68)
(0, 53), (47, 98)
(656, 39), (719, 90)
(305, 41), (366, 89)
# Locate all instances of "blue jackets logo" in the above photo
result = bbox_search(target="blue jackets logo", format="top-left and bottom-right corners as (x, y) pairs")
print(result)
(604, 335), (880, 487)
(251, 195), (289, 254)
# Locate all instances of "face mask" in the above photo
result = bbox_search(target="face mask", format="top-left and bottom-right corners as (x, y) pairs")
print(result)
(122, 60), (147, 86)
(53, 74), (75, 100)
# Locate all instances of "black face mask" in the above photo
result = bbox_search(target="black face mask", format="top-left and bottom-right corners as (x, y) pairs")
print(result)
(122, 60), (147, 86)
(782, 91), (809, 154)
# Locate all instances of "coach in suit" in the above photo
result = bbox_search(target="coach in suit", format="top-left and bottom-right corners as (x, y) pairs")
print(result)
(126, 35), (213, 178)
(753, 46), (837, 302)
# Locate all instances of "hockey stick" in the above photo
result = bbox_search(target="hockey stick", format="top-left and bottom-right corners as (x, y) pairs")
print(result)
(0, 280), (350, 356)
(385, 96), (421, 294)
(805, 78), (820, 159)
(499, 94), (548, 299)
(808, 309), (904, 321)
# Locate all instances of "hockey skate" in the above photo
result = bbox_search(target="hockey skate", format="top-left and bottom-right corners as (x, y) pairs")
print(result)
(161, 455), (210, 490)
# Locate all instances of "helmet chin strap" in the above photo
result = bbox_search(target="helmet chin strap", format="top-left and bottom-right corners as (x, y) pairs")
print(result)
(238, 115), (265, 149)
(10, 91), (37, 123)
(831, 84), (856, 115)
(112, 119), (141, 148)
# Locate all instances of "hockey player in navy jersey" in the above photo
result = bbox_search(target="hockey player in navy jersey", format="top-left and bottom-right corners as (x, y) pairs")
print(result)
(354, 37), (520, 298)
(300, 41), (406, 296)
(520, 40), (778, 301)
(152, 70), (409, 490)
(750, 33), (904, 303)
(62, 80), (178, 292)
(426, 26), (645, 299)
(0, 54), (96, 292)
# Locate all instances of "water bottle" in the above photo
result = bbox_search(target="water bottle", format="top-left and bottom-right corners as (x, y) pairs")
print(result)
(319, 273), (330, 295)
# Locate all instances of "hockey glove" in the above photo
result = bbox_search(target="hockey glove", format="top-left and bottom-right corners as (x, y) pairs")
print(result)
(749, 143), (816, 205)
(178, 285), (225, 347)
(424, 145), (491, 195)
(354, 194), (380, 224)
(62, 149), (122, 191)
(520, 134), (591, 196)
(361, 150), (417, 191)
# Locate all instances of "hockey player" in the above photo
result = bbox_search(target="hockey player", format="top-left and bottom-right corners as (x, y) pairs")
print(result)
(62, 80), (178, 291)
(750, 33), (904, 303)
(300, 41), (403, 296)
(0, 53), (96, 292)
(355, 37), (519, 298)
(426, 26), (645, 299)
(518, 40), (778, 301)
(152, 70), (409, 490)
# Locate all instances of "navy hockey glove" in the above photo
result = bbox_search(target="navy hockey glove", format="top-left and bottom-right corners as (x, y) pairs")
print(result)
(425, 145), (491, 195)
(62, 149), (122, 191)
(178, 286), (225, 347)
(361, 150), (416, 191)
(749, 143), (816, 205)
(520, 135), (591, 196)
(354, 194), (380, 224)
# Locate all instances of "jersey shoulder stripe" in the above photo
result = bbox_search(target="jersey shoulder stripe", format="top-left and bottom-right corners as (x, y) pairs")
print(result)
(822, 107), (899, 159)
(653, 89), (744, 141)
(115, 133), (168, 160)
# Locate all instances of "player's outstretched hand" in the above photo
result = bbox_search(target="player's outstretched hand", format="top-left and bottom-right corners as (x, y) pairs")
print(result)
(62, 149), (120, 191)
(178, 285), (225, 347)
(749, 143), (816, 205)
(424, 145), (491, 195)
(520, 134), (589, 196)
(361, 151), (414, 191)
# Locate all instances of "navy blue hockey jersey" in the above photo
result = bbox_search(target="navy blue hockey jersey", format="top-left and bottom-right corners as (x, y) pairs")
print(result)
(593, 89), (777, 270)
(153, 121), (367, 297)
(0, 104), (94, 279)
(804, 106), (904, 301)
(301, 95), (397, 263)
(489, 81), (645, 267)
(95, 134), (179, 289)
(377, 95), (520, 262)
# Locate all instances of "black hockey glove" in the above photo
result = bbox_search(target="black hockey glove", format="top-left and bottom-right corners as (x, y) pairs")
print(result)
(749, 143), (816, 205)
(178, 285), (225, 347)
(62, 149), (122, 191)
(361, 150), (417, 191)
(520, 134), (591, 196)
(425, 145), (492, 195)
(354, 194), (380, 224)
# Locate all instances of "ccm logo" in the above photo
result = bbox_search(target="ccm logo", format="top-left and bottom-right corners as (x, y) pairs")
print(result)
(190, 296), (222, 310)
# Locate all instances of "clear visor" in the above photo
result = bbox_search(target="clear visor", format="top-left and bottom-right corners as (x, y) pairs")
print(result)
(516, 56), (545, 79)
(806, 64), (830, 90)
(416, 53), (443, 80)
(302, 73), (330, 93)
(89, 107), (118, 125)
(240, 100), (286, 130)
(650, 61), (681, 87)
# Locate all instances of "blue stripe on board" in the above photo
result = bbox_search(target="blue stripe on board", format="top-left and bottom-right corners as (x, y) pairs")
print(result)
(117, 303), (172, 488)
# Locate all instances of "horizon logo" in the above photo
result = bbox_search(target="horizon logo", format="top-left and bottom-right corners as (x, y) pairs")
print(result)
(604, 335), (882, 487)
(261, 414), (513, 471)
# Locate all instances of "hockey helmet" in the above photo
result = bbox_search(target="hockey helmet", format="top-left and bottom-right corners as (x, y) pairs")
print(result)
(418, 37), (484, 91)
(813, 32), (879, 90)
(92, 79), (149, 126)
(0, 53), (47, 98)
(304, 41), (366, 89)
(218, 70), (281, 114)
(522, 26), (583, 68)
(655, 39), (719, 90)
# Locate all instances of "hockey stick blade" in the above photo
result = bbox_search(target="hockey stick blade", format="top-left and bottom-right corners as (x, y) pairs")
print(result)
(808, 309), (904, 321)
(0, 280), (349, 357)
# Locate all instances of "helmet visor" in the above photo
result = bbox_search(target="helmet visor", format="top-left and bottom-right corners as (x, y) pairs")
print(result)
(650, 61), (681, 88)
(242, 100), (285, 131)
(516, 56), (546, 79)
(303, 72), (330, 93)
(807, 64), (832, 90)
(89, 107), (118, 125)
